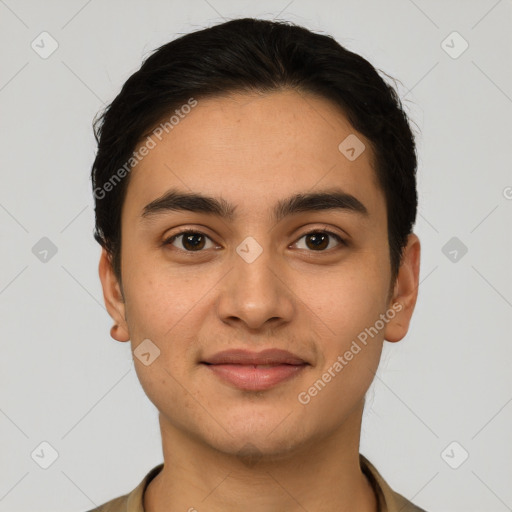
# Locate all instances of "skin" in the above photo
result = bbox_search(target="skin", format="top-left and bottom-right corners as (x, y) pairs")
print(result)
(99, 89), (420, 512)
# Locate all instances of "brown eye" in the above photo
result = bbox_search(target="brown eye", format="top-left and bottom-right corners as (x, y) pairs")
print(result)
(295, 230), (345, 251)
(164, 230), (215, 251)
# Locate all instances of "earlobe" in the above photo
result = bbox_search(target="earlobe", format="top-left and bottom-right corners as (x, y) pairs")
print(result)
(384, 233), (421, 343)
(98, 248), (130, 342)
(110, 323), (129, 342)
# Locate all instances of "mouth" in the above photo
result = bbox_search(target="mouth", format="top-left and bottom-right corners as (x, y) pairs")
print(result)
(200, 349), (310, 391)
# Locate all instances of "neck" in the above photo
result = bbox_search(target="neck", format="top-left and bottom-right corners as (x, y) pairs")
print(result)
(144, 401), (378, 512)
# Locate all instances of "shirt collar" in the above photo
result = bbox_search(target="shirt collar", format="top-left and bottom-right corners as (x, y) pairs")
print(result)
(121, 454), (423, 512)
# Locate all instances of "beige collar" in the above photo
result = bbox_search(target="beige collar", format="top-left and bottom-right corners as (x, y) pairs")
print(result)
(109, 453), (425, 512)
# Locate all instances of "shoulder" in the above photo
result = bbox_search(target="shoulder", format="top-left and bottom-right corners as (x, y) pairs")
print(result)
(392, 491), (428, 512)
(83, 463), (164, 512)
(360, 454), (428, 512)
(85, 494), (128, 512)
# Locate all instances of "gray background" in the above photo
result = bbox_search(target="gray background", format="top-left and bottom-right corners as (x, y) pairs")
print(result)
(1, 1), (511, 511)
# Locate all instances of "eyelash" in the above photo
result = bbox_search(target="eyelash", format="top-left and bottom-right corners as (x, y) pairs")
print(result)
(162, 228), (346, 253)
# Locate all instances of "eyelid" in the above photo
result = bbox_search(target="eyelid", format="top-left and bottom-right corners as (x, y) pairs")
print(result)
(292, 227), (346, 250)
(162, 228), (219, 250)
(163, 225), (347, 253)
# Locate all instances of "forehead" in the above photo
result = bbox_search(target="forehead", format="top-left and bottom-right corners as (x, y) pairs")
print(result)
(124, 89), (384, 223)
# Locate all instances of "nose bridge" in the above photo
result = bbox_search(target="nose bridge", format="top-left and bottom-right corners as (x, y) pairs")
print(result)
(235, 238), (276, 291)
(216, 235), (293, 328)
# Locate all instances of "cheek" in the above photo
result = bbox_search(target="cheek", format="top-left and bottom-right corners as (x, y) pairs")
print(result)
(126, 284), (200, 413)
(300, 254), (390, 378)
(121, 261), (210, 377)
(308, 262), (388, 333)
(296, 278), (387, 420)
(121, 250), (200, 338)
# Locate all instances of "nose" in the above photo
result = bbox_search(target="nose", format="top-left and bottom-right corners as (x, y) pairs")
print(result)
(215, 241), (295, 331)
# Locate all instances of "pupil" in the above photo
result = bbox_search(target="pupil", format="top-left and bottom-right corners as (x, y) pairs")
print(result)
(184, 233), (204, 250)
(307, 233), (328, 250)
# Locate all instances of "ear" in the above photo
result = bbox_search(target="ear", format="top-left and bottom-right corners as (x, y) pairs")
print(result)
(384, 233), (421, 343)
(98, 248), (130, 342)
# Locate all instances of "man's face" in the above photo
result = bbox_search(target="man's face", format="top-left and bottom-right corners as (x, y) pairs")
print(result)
(100, 89), (417, 459)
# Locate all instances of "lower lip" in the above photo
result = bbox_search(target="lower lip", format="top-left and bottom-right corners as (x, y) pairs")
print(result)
(202, 363), (307, 391)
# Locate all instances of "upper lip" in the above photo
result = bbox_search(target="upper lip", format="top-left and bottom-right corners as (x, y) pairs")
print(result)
(201, 349), (308, 365)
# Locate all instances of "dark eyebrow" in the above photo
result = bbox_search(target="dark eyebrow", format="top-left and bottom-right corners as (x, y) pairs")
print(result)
(141, 189), (237, 221)
(140, 187), (368, 223)
(273, 189), (368, 222)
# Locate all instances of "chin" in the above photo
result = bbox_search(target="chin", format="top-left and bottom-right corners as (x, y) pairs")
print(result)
(214, 437), (301, 464)
(205, 420), (308, 461)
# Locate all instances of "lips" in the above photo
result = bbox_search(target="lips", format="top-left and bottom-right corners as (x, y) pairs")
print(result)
(201, 348), (307, 366)
(201, 349), (309, 391)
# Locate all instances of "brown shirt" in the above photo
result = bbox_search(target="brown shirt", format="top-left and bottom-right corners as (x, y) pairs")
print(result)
(87, 454), (427, 512)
